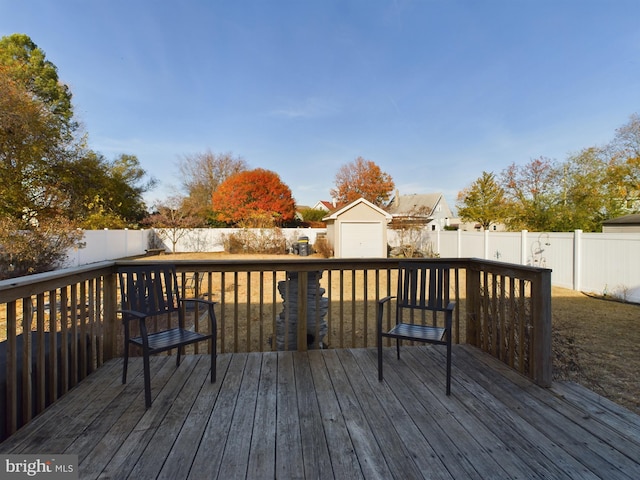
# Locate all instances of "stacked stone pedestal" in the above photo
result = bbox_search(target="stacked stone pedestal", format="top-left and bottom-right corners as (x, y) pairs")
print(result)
(276, 271), (328, 350)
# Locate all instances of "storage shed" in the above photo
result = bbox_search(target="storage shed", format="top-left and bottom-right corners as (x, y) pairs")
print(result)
(322, 198), (392, 258)
(602, 214), (640, 233)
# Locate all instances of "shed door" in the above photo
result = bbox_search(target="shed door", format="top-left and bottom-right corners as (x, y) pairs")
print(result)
(340, 222), (383, 258)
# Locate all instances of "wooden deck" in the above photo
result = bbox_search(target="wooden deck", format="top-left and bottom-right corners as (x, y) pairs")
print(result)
(1, 345), (639, 479)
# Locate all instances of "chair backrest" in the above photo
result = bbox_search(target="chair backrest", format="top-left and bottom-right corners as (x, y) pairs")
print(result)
(118, 264), (181, 318)
(396, 262), (450, 312)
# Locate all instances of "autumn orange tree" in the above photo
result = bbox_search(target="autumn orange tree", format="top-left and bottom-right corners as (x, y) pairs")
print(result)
(211, 168), (296, 226)
(331, 156), (395, 206)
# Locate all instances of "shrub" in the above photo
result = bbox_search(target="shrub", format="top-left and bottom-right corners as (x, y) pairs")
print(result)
(223, 228), (287, 254)
(299, 208), (327, 223)
(313, 235), (333, 258)
(0, 216), (84, 280)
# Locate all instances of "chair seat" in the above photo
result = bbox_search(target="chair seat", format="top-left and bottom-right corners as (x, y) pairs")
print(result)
(129, 327), (212, 353)
(385, 323), (446, 342)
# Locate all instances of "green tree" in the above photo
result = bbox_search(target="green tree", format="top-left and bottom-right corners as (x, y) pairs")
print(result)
(500, 157), (559, 231)
(330, 157), (395, 207)
(299, 208), (327, 224)
(57, 151), (153, 227)
(0, 66), (65, 220)
(456, 171), (506, 229)
(0, 33), (76, 138)
(105, 154), (155, 224)
(605, 114), (640, 214)
(554, 148), (610, 231)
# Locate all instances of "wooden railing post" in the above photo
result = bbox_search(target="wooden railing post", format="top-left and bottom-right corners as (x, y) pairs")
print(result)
(22, 298), (32, 425)
(465, 264), (480, 346)
(102, 272), (118, 361)
(532, 269), (552, 387)
(6, 301), (17, 437)
(297, 270), (308, 351)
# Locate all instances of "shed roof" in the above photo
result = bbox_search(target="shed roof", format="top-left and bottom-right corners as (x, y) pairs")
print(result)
(602, 214), (640, 225)
(322, 197), (392, 221)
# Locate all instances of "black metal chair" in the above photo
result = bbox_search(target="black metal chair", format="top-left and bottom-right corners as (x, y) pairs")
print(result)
(118, 264), (217, 408)
(377, 262), (455, 395)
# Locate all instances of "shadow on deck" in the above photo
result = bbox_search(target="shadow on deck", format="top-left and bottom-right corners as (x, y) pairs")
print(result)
(1, 345), (639, 479)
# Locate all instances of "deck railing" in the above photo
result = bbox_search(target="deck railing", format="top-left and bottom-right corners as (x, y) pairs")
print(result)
(0, 257), (551, 439)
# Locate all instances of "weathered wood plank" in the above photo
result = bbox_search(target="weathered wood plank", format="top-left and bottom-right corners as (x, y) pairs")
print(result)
(187, 354), (248, 479)
(408, 346), (581, 480)
(337, 349), (426, 479)
(293, 350), (332, 479)
(551, 381), (640, 443)
(218, 352), (263, 479)
(94, 355), (202, 479)
(275, 351), (305, 479)
(427, 346), (589, 480)
(307, 350), (363, 480)
(156, 354), (232, 480)
(0, 360), (123, 454)
(381, 346), (511, 479)
(126, 356), (213, 479)
(247, 351), (278, 478)
(2, 347), (640, 480)
(350, 348), (454, 479)
(322, 349), (394, 479)
(459, 345), (639, 480)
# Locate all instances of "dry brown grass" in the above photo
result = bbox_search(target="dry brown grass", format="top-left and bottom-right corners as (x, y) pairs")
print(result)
(551, 286), (640, 414)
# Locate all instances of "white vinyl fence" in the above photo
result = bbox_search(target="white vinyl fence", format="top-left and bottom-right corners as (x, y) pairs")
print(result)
(422, 229), (640, 304)
(67, 228), (640, 303)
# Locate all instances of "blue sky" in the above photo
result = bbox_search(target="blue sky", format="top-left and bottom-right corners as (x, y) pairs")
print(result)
(2, 1), (639, 212)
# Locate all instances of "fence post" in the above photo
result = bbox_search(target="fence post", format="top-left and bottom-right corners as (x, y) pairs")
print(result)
(297, 271), (308, 351)
(532, 268), (552, 387)
(484, 230), (489, 259)
(520, 230), (528, 265)
(574, 229), (582, 292)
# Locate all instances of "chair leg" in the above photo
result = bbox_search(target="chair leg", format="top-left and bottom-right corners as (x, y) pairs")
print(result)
(211, 345), (216, 383)
(143, 353), (152, 408)
(446, 342), (452, 396)
(396, 339), (401, 359)
(377, 334), (383, 382)
(122, 345), (129, 384)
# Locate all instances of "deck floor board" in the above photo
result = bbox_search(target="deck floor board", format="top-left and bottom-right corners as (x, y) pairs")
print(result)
(2, 345), (639, 480)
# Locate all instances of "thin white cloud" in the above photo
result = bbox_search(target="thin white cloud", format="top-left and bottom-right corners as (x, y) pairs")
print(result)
(270, 97), (340, 119)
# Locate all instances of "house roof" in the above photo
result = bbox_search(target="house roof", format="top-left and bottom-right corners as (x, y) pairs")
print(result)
(312, 200), (349, 212)
(386, 193), (449, 217)
(322, 197), (392, 221)
(312, 201), (333, 211)
(602, 214), (640, 226)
